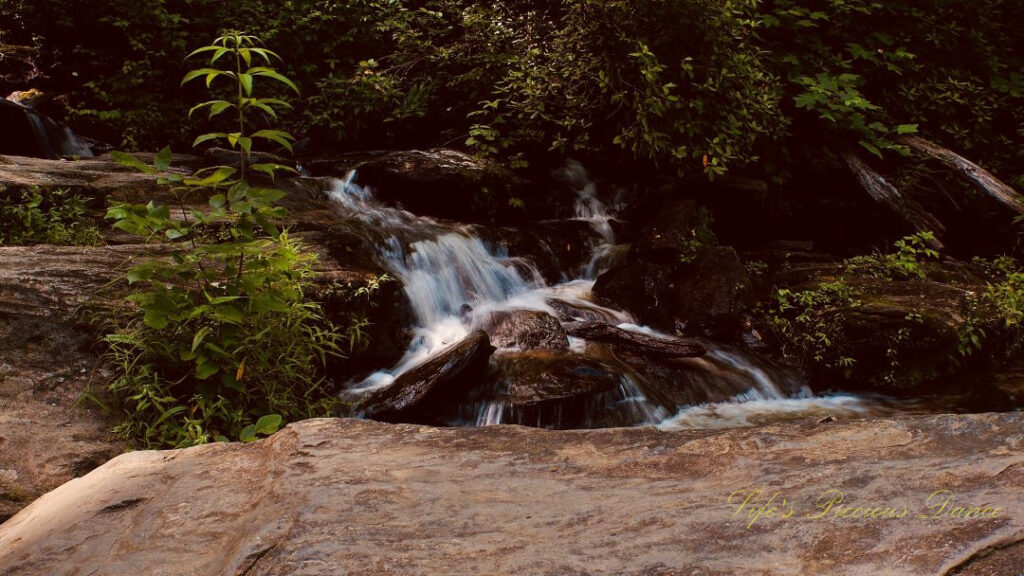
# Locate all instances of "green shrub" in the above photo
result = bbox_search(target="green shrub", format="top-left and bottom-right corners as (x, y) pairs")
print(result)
(103, 34), (340, 448)
(844, 232), (940, 280)
(763, 280), (859, 372)
(4, 1), (1020, 184)
(0, 186), (101, 246)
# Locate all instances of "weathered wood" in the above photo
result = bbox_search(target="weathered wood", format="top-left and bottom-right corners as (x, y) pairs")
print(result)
(842, 151), (945, 250)
(563, 321), (705, 358)
(899, 135), (1024, 216)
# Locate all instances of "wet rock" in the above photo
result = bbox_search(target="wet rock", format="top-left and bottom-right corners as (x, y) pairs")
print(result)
(493, 220), (598, 282)
(479, 350), (623, 427)
(359, 330), (495, 421)
(479, 309), (568, 350)
(347, 149), (527, 223)
(594, 245), (753, 338)
(564, 322), (705, 358)
(0, 99), (68, 159)
(313, 270), (414, 378)
(1, 414), (1021, 576)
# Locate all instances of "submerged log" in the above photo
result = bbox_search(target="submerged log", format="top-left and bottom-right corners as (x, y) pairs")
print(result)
(899, 134), (1024, 216)
(842, 151), (945, 250)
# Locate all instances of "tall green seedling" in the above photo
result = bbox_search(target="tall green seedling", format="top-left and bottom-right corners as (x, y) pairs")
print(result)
(104, 33), (341, 448)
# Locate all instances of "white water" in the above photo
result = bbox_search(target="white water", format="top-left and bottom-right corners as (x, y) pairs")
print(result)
(327, 165), (891, 429)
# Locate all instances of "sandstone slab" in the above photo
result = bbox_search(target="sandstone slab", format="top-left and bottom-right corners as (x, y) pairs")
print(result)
(0, 413), (1021, 575)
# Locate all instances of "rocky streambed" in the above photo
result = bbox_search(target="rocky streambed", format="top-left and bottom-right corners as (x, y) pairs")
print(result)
(1, 150), (1022, 574)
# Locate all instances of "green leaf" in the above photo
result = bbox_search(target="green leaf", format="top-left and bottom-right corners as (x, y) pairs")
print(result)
(191, 327), (211, 353)
(249, 67), (300, 94)
(254, 414), (282, 435)
(896, 124), (919, 135)
(239, 425), (257, 443)
(193, 132), (228, 148)
(195, 359), (219, 380)
(211, 305), (243, 324)
(181, 68), (228, 87)
(153, 146), (173, 171)
(109, 151), (156, 174)
(238, 73), (254, 96)
(858, 140), (883, 159)
(186, 166), (237, 187)
(251, 130), (295, 152)
(143, 308), (170, 330)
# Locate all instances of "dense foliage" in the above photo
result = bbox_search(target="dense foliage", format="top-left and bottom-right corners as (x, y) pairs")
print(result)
(2, 0), (1020, 185)
(103, 35), (340, 448)
(0, 186), (101, 246)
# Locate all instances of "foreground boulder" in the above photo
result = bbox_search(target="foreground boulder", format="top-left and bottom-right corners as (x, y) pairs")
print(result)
(358, 330), (495, 421)
(0, 413), (1021, 575)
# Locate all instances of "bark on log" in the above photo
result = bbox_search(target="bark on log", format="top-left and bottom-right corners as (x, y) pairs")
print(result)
(898, 135), (1024, 216)
(562, 321), (706, 358)
(842, 151), (945, 250)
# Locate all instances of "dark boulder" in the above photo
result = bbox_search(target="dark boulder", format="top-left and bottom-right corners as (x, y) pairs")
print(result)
(757, 260), (1015, 393)
(359, 330), (495, 421)
(348, 149), (527, 223)
(0, 99), (64, 159)
(479, 309), (568, 350)
(630, 199), (716, 264)
(594, 245), (753, 338)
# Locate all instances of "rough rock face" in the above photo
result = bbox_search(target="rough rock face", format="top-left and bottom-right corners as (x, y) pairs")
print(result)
(358, 330), (495, 421)
(1, 413), (1021, 576)
(762, 260), (999, 393)
(0, 156), (416, 518)
(479, 309), (569, 350)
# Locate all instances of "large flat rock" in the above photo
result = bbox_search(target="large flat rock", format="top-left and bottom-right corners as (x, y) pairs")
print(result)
(0, 413), (1020, 575)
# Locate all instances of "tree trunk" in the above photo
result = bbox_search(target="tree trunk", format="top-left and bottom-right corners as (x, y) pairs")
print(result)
(899, 135), (1024, 216)
(842, 151), (945, 250)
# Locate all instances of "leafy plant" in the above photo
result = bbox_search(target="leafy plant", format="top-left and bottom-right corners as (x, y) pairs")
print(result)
(763, 281), (860, 372)
(844, 232), (940, 280)
(103, 33), (340, 448)
(0, 186), (102, 246)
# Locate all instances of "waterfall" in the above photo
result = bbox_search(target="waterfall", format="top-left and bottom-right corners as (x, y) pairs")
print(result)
(327, 166), (890, 429)
(1, 98), (93, 158)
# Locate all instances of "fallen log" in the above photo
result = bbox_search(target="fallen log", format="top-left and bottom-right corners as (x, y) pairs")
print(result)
(563, 321), (705, 358)
(842, 151), (945, 250)
(898, 134), (1024, 216)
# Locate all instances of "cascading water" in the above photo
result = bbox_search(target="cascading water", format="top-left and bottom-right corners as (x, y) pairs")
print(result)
(327, 164), (902, 430)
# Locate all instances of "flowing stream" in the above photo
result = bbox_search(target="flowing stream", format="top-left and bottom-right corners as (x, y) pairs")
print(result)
(327, 164), (931, 430)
